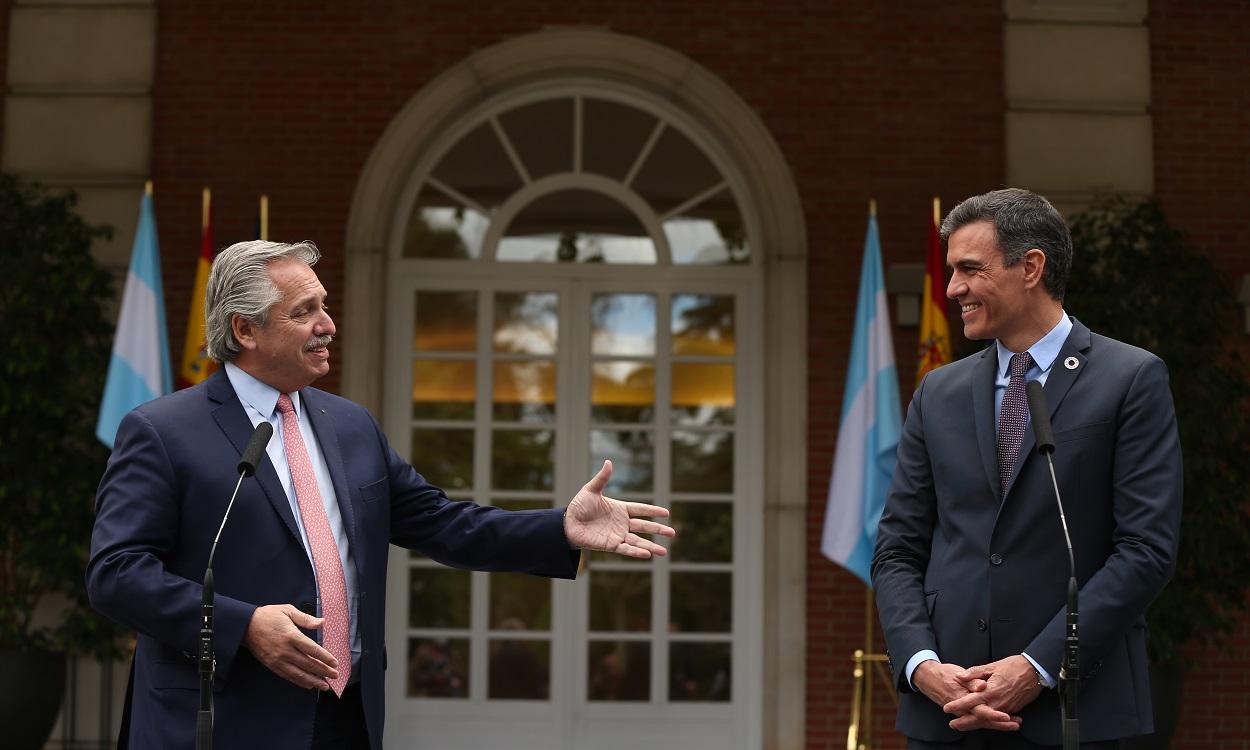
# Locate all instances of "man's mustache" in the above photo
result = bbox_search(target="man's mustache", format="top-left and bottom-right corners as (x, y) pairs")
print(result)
(304, 334), (333, 351)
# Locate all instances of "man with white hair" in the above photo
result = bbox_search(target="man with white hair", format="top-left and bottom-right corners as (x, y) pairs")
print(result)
(88, 240), (674, 749)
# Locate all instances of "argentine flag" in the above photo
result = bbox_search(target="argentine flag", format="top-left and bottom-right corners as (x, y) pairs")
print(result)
(821, 211), (902, 586)
(96, 190), (172, 447)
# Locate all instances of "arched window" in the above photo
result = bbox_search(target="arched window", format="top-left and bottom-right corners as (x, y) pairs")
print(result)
(380, 79), (763, 749)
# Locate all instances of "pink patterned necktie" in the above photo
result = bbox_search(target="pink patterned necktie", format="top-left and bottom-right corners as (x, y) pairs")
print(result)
(276, 393), (350, 695)
(996, 351), (1034, 498)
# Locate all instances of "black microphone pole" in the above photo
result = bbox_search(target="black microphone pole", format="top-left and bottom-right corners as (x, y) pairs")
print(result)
(1026, 380), (1079, 750)
(198, 421), (273, 750)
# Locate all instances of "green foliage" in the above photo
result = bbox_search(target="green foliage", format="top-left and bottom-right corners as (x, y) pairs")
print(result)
(1066, 195), (1250, 663)
(0, 173), (125, 658)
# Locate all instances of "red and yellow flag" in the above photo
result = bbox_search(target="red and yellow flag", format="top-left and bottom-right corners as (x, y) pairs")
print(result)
(178, 187), (217, 388)
(916, 197), (951, 384)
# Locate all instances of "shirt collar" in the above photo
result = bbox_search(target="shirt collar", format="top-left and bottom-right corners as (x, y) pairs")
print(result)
(224, 361), (300, 419)
(995, 313), (1072, 378)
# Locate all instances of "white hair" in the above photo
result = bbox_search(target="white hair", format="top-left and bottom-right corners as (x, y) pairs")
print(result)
(204, 240), (321, 362)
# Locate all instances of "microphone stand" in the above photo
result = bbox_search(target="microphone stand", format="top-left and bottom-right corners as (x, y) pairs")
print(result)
(1027, 380), (1079, 750)
(1041, 452), (1080, 750)
(198, 422), (273, 750)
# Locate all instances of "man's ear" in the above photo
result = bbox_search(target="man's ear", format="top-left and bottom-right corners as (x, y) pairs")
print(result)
(231, 313), (259, 351)
(1021, 248), (1047, 290)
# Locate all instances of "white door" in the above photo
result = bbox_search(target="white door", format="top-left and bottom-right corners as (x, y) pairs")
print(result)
(381, 81), (763, 749)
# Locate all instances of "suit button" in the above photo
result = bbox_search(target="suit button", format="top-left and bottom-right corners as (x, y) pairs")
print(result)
(977, 619), (987, 631)
(359, 590), (367, 601)
(990, 553), (1003, 566)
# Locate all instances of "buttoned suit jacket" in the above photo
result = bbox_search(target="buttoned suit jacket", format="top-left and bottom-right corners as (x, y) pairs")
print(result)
(871, 318), (1182, 745)
(87, 369), (579, 749)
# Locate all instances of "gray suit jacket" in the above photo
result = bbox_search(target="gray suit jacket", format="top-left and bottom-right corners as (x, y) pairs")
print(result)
(872, 318), (1182, 744)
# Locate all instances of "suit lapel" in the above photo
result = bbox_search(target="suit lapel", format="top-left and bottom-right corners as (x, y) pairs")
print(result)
(302, 389), (362, 580)
(971, 346), (1001, 502)
(1001, 317), (1091, 501)
(207, 369), (301, 544)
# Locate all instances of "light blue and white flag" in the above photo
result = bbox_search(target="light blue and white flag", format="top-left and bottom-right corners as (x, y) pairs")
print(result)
(821, 211), (902, 586)
(96, 190), (172, 447)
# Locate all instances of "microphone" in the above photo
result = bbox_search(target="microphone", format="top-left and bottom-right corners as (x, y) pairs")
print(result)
(237, 421), (273, 476)
(198, 421), (273, 750)
(1026, 380), (1079, 750)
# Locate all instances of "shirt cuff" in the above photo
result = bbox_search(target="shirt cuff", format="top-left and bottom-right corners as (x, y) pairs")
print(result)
(904, 650), (940, 690)
(1022, 652), (1056, 689)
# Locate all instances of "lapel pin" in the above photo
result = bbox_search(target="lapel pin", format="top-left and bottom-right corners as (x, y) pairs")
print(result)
(1064, 356), (1079, 370)
(320, 408), (326, 414)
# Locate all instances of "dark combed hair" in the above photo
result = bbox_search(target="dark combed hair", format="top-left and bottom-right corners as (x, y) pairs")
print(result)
(939, 188), (1073, 301)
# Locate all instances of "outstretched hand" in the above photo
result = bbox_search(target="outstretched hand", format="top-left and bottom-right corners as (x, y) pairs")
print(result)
(564, 460), (676, 559)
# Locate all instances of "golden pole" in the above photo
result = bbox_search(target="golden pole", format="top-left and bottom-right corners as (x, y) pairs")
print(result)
(201, 187), (211, 233)
(864, 588), (874, 748)
(847, 649), (865, 750)
(869, 198), (877, 218)
(144, 180), (153, 196)
(932, 196), (941, 226)
(259, 194), (269, 240)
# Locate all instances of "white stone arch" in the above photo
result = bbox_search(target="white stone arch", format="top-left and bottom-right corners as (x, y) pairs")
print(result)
(342, 28), (807, 748)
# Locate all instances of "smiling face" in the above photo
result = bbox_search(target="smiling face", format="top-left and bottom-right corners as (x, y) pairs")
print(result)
(946, 220), (1058, 352)
(232, 258), (336, 393)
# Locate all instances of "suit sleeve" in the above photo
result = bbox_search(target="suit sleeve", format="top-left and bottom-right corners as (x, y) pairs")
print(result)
(1024, 355), (1182, 674)
(372, 415), (580, 579)
(86, 409), (256, 680)
(872, 375), (939, 692)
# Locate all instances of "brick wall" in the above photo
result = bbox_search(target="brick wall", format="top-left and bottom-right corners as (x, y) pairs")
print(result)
(0, 0), (12, 154)
(1152, 2), (1250, 748)
(148, 1), (1249, 747)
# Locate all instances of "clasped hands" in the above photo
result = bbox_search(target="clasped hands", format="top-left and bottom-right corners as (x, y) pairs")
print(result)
(913, 655), (1043, 732)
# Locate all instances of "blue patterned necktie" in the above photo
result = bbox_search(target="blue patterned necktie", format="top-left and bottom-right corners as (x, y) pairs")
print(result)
(997, 351), (1034, 498)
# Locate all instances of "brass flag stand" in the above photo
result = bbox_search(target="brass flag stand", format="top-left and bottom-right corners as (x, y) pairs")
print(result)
(847, 588), (897, 750)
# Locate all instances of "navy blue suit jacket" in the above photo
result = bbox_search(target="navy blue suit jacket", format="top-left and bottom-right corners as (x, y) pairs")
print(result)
(872, 319), (1182, 744)
(87, 369), (579, 749)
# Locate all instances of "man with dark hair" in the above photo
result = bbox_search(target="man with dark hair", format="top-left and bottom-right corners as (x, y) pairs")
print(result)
(88, 240), (675, 749)
(872, 188), (1182, 748)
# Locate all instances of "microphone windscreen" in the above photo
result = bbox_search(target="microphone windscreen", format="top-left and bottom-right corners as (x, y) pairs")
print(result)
(237, 421), (274, 477)
(1026, 380), (1056, 454)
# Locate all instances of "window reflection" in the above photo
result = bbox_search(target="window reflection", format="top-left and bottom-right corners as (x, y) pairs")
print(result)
(592, 294), (656, 357)
(588, 641), (649, 702)
(631, 127), (721, 216)
(669, 642), (731, 702)
(672, 294), (735, 356)
(671, 431), (734, 493)
(489, 639), (550, 700)
(670, 502), (733, 562)
(407, 637), (469, 698)
(491, 429), (555, 491)
(672, 363), (734, 426)
(590, 430), (654, 493)
(494, 292), (558, 355)
(430, 120), (521, 210)
(589, 570), (652, 632)
(411, 428), (473, 490)
(670, 572), (731, 633)
(592, 361), (655, 424)
(404, 190), (490, 259)
(498, 190), (656, 264)
(493, 361), (556, 422)
(408, 568), (471, 629)
(662, 189), (749, 265)
(414, 290), (477, 353)
(412, 359), (475, 420)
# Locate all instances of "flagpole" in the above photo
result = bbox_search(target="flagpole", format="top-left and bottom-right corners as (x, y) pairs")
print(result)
(145, 180), (153, 196)
(933, 196), (940, 226)
(864, 586), (874, 749)
(259, 195), (269, 240)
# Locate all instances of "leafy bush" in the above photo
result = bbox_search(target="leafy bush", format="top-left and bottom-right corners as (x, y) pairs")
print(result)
(0, 174), (124, 658)
(1066, 195), (1250, 663)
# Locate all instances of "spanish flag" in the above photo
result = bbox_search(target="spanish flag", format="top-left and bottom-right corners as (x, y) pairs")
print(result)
(916, 197), (951, 384)
(177, 187), (217, 388)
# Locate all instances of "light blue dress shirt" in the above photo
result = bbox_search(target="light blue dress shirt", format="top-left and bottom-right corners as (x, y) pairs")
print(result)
(225, 363), (362, 673)
(904, 314), (1072, 691)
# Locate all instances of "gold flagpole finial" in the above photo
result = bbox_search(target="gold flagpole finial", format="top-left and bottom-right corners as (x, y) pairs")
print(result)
(932, 196), (941, 226)
(869, 198), (877, 218)
(144, 180), (153, 196)
(260, 195), (269, 241)
(201, 187), (211, 231)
